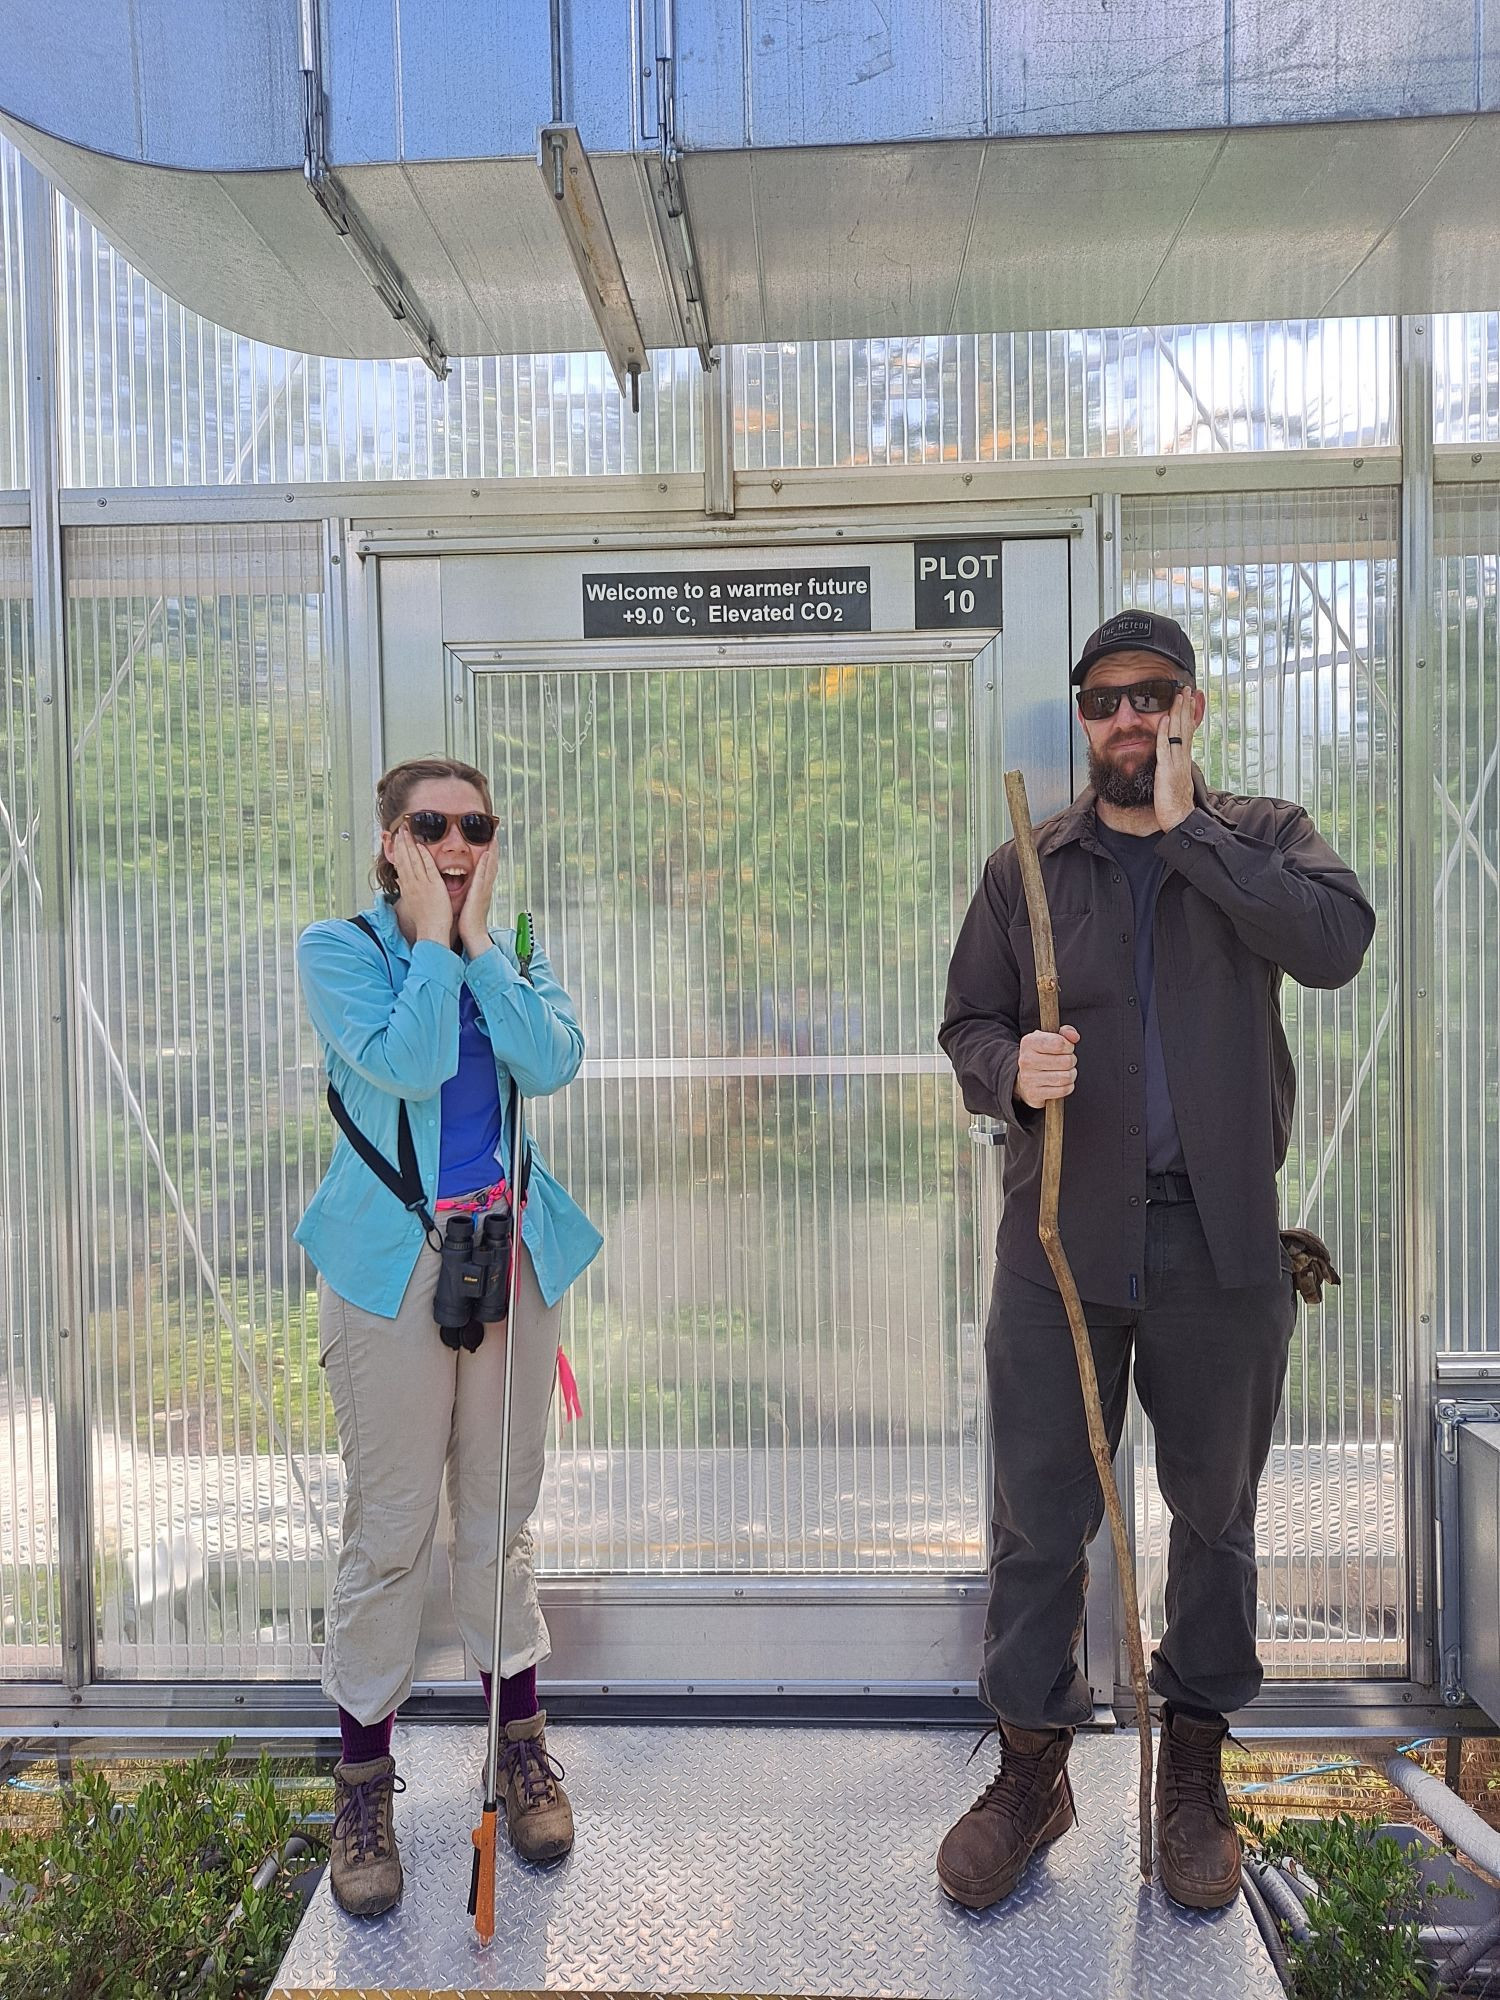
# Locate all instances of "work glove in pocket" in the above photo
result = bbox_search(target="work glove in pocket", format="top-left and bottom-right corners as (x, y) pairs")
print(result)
(1280, 1226), (1340, 1306)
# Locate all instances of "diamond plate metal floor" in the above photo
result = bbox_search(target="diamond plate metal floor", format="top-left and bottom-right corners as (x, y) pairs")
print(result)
(271, 1722), (1282, 2000)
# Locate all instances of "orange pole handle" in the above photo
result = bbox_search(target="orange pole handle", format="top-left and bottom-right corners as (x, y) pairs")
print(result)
(470, 1803), (498, 1943)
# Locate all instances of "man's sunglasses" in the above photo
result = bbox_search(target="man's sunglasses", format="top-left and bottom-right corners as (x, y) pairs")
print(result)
(1076, 678), (1187, 722)
(401, 810), (499, 847)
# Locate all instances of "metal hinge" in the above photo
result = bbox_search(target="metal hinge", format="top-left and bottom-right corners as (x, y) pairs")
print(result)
(1437, 1399), (1500, 1463)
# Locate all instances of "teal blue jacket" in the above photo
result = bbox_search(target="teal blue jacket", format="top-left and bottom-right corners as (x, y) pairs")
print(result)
(293, 898), (602, 1317)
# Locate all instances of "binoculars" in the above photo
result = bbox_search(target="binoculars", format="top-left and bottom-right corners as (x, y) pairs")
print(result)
(432, 1209), (514, 1353)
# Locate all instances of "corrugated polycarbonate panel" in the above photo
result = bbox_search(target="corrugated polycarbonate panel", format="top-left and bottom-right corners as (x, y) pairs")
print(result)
(473, 662), (985, 1575)
(0, 530), (60, 1678)
(1434, 314), (1500, 445)
(1434, 487), (1500, 1354)
(55, 200), (703, 487)
(68, 524), (338, 1677)
(0, 138), (25, 490)
(733, 321), (1394, 468)
(1123, 489), (1403, 1678)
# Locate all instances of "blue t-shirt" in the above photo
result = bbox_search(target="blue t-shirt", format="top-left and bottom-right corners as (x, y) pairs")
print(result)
(1096, 823), (1187, 1176)
(437, 984), (506, 1196)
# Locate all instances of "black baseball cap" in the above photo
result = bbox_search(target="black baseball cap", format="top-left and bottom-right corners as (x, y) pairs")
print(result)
(1071, 610), (1197, 686)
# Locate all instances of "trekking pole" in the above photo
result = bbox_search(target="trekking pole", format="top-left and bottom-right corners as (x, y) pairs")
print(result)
(470, 910), (535, 1943)
(1003, 771), (1154, 1885)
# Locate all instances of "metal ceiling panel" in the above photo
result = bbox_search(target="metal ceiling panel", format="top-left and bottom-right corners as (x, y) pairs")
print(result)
(1320, 117), (1500, 316)
(377, 0), (560, 162)
(951, 135), (1229, 335)
(11, 145), (349, 365)
(674, 0), (750, 151)
(683, 143), (989, 343)
(673, 0), (1495, 149)
(666, 151), (766, 341)
(335, 161), (611, 358)
(131, 0), (304, 164)
(2, 118), (683, 359)
(1, 0), (303, 170)
(327, 0), (635, 163)
(2, 0), (144, 163)
(1, 122), (397, 355)
(1136, 119), (1483, 326)
(332, 157), (679, 356)
(323, 0), (400, 165)
(989, 0), (1228, 138)
(1230, 0), (1481, 125)
(6, 0), (1499, 175)
(8, 94), (1500, 363)
(746, 0), (988, 147)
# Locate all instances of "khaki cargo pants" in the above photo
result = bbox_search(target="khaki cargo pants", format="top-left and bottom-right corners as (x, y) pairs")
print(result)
(318, 1228), (561, 1725)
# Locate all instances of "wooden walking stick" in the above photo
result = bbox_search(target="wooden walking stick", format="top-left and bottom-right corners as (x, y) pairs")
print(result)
(1003, 768), (1154, 1884)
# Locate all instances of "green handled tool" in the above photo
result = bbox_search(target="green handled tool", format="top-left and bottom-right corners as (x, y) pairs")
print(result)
(471, 910), (535, 1941)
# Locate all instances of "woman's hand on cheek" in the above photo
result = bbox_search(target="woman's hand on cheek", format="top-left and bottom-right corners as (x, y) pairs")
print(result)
(397, 828), (457, 944)
(459, 839), (499, 957)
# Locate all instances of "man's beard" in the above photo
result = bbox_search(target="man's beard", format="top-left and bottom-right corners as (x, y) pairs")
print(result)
(1088, 740), (1158, 809)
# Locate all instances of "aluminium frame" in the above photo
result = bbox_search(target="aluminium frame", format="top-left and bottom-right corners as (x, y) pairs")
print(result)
(4, 236), (1457, 1737)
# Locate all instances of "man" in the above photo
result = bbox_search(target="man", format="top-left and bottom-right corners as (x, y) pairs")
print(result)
(936, 610), (1374, 1913)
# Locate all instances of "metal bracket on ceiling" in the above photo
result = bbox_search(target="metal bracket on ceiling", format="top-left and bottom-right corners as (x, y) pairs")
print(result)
(540, 126), (651, 412)
(298, 0), (450, 380)
(540, 0), (650, 410)
(642, 52), (714, 370)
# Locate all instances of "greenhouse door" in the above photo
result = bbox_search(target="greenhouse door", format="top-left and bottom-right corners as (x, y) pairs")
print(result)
(368, 525), (1092, 1696)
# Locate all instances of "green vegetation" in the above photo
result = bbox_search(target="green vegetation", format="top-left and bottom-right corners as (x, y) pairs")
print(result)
(0, 1745), (319, 1999)
(1240, 1812), (1446, 1999)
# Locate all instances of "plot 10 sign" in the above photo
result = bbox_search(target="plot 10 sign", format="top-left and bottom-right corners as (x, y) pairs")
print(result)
(913, 540), (1003, 630)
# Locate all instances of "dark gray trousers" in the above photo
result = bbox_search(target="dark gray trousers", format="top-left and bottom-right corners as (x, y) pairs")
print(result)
(981, 1198), (1296, 1728)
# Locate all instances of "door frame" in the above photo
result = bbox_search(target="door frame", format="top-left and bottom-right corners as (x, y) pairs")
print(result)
(360, 507), (1107, 1700)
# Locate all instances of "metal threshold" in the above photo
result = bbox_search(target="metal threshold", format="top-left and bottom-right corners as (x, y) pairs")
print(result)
(270, 1722), (1280, 2000)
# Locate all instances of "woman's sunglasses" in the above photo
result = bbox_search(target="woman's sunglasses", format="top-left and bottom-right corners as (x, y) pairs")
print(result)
(1076, 678), (1186, 722)
(401, 810), (499, 847)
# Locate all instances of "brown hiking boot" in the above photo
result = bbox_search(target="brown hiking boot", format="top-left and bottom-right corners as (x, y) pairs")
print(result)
(1157, 1706), (1241, 1910)
(500, 1709), (574, 1863)
(936, 1723), (1075, 1910)
(330, 1755), (404, 1917)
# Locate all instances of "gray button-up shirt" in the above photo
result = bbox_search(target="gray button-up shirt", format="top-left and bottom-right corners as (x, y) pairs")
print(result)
(939, 773), (1376, 1305)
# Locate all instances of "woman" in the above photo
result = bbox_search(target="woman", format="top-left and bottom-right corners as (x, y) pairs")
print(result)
(295, 755), (601, 1917)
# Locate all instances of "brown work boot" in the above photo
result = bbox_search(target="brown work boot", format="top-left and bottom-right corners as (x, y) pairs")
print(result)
(500, 1709), (574, 1863)
(936, 1723), (1075, 1909)
(1156, 1706), (1241, 1909)
(330, 1754), (405, 1917)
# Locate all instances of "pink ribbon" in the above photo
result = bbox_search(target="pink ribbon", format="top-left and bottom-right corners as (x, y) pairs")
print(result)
(555, 1347), (583, 1423)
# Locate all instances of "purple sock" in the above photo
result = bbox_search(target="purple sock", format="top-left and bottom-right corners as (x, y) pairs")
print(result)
(480, 1666), (539, 1726)
(338, 1706), (394, 1766)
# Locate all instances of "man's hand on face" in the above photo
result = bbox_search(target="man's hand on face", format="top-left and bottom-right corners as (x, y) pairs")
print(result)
(1153, 686), (1198, 833)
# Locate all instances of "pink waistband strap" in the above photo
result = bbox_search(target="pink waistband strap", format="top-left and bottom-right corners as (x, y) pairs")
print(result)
(435, 1178), (507, 1214)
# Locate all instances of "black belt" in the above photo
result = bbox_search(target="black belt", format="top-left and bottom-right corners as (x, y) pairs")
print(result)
(1144, 1170), (1195, 1205)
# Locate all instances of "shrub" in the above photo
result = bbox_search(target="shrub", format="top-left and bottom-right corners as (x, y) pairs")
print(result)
(1242, 1810), (1441, 2000)
(0, 1744), (314, 2000)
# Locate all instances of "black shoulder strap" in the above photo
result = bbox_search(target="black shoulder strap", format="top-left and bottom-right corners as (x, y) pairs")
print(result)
(325, 916), (441, 1247)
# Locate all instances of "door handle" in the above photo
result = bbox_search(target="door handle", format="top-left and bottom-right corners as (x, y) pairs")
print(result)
(969, 1116), (1007, 1146)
